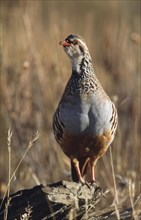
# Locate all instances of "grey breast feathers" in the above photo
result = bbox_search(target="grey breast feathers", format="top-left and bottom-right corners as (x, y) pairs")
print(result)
(53, 92), (117, 144)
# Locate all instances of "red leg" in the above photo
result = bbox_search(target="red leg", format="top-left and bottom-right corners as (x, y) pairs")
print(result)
(90, 158), (96, 182)
(90, 163), (95, 182)
(72, 158), (85, 183)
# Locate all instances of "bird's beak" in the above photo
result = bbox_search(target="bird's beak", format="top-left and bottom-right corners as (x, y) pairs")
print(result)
(59, 40), (71, 47)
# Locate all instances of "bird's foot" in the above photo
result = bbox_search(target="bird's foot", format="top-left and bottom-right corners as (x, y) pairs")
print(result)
(79, 180), (97, 189)
(85, 180), (103, 195)
(83, 181), (92, 189)
(78, 179), (103, 194)
(78, 179), (91, 188)
(88, 180), (97, 187)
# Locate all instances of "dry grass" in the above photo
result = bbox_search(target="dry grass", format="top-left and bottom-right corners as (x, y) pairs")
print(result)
(1, 130), (39, 220)
(0, 0), (141, 216)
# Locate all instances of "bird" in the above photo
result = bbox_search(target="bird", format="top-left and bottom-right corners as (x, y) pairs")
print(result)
(53, 34), (118, 184)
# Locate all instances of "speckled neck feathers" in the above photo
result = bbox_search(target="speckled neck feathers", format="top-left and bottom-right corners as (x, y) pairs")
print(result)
(71, 50), (92, 72)
(65, 52), (101, 95)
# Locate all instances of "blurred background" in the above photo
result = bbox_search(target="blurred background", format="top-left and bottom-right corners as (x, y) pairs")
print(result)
(1, 0), (140, 209)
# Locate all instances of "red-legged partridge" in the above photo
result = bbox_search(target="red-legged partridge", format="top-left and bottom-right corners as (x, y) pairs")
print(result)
(53, 34), (118, 184)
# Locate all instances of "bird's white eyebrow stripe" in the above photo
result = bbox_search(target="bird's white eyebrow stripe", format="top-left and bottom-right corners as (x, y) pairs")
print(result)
(79, 45), (84, 53)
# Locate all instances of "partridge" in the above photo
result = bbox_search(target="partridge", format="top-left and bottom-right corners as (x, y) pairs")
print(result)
(53, 34), (118, 183)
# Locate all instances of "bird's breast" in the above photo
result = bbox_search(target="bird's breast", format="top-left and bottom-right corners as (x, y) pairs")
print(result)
(60, 93), (112, 136)
(60, 100), (90, 134)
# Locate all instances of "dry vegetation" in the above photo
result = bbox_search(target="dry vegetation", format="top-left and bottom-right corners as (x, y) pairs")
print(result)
(0, 0), (140, 216)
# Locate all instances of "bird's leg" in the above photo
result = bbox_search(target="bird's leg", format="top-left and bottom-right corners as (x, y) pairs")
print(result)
(90, 158), (96, 183)
(72, 158), (85, 183)
(90, 163), (95, 182)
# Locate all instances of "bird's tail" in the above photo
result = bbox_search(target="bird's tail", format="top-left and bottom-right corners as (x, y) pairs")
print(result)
(71, 157), (89, 182)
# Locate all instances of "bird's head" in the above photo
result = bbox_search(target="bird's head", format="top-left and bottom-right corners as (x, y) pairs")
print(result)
(59, 34), (89, 60)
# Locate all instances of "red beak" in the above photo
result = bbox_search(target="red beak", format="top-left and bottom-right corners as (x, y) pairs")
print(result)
(59, 40), (71, 46)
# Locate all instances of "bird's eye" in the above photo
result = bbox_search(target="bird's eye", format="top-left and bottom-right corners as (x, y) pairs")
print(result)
(73, 40), (78, 45)
(66, 39), (71, 44)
